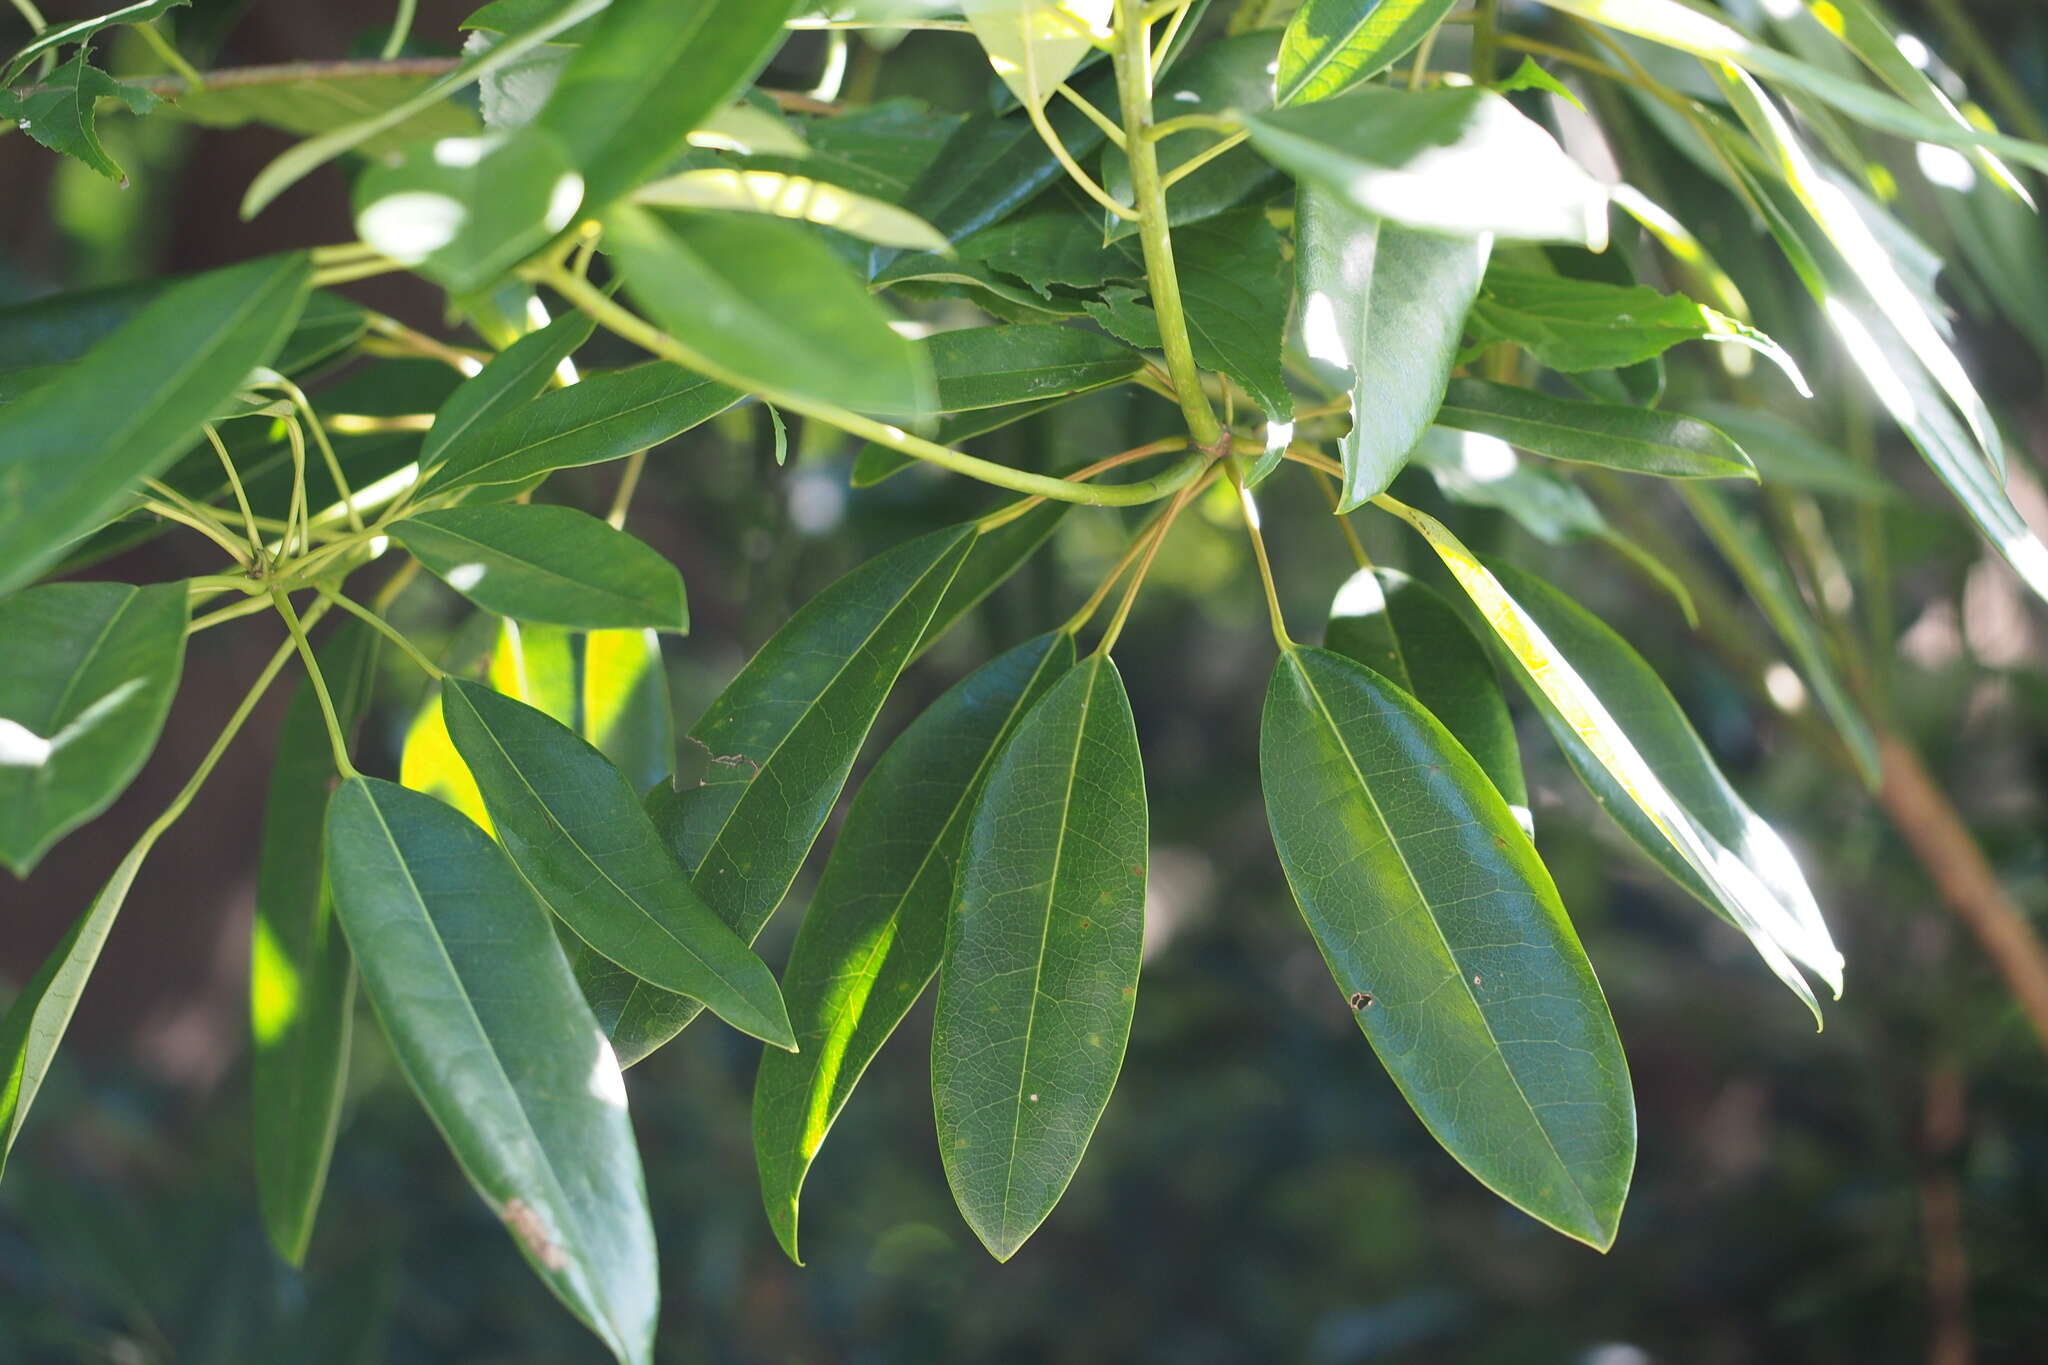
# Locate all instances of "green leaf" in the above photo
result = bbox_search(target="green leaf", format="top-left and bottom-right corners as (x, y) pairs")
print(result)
(1680, 486), (1881, 787)
(159, 65), (479, 154)
(0, 281), (362, 383)
(390, 504), (688, 632)
(420, 308), (596, 472)
(632, 168), (950, 253)
(583, 525), (975, 1064)
(1435, 378), (1758, 480)
(324, 777), (657, 1365)
(1324, 567), (1525, 812)
(962, 0), (1112, 113)
(911, 325), (1145, 415)
(1259, 644), (1632, 1249)
(581, 628), (673, 794)
(1678, 401), (1893, 501)
(0, 582), (186, 875)
(753, 631), (1075, 1262)
(0, 252), (311, 596)
(1497, 55), (1584, 109)
(1297, 189), (1487, 508)
(242, 0), (609, 216)
(440, 678), (795, 1050)
(422, 362), (740, 494)
(1085, 207), (1293, 434)
(931, 653), (1146, 1261)
(251, 622), (378, 1266)
(1242, 86), (1609, 246)
(1408, 426), (1605, 542)
(3, 0), (187, 82)
(1470, 267), (1808, 391)
(1380, 497), (1844, 1017)
(608, 204), (934, 417)
(1100, 33), (1283, 241)
(748, 98), (959, 205)
(920, 503), (1069, 654)
(0, 50), (159, 182)
(535, 0), (802, 211)
(1277, 0), (1459, 105)
(353, 126), (584, 295)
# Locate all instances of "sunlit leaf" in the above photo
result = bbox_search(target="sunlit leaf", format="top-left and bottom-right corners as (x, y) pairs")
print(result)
(1277, 0), (1460, 105)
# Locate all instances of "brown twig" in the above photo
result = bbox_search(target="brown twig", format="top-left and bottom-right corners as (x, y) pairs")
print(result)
(1917, 1064), (1974, 1365)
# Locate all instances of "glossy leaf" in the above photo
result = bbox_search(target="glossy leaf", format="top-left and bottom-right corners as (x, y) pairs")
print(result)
(391, 505), (688, 632)
(0, 50), (159, 183)
(1101, 34), (1283, 241)
(536, 0), (802, 210)
(1278, 0), (1459, 105)
(1242, 87), (1609, 246)
(931, 654), (1146, 1261)
(920, 502), (1069, 655)
(1380, 498), (1844, 1017)
(354, 126), (584, 295)
(1436, 378), (1758, 480)
(1297, 189), (1487, 509)
(251, 623), (378, 1265)
(0, 253), (310, 595)
(441, 678), (794, 1049)
(1469, 268), (1807, 388)
(583, 526), (975, 1065)
(1679, 401), (1892, 501)
(909, 325), (1145, 415)
(423, 362), (739, 494)
(1325, 567), (1526, 813)
(582, 629), (673, 794)
(1260, 644), (1632, 1248)
(962, 0), (1112, 112)
(608, 204), (934, 417)
(0, 582), (186, 875)
(325, 777), (657, 1365)
(421, 307), (596, 472)
(754, 632), (1075, 1262)
(633, 168), (949, 252)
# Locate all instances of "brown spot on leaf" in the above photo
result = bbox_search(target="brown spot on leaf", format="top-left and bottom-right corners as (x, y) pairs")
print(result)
(1349, 992), (1375, 1011)
(502, 1198), (567, 1271)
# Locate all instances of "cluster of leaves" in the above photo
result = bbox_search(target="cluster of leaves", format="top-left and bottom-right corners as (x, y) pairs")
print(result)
(3, 0), (2045, 1359)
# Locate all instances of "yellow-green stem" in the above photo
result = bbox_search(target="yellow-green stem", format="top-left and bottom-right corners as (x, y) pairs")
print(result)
(271, 588), (359, 777)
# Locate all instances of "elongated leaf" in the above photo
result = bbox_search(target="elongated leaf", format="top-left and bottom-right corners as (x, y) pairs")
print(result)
(242, 0), (609, 216)
(1379, 497), (1843, 1017)
(608, 204), (934, 417)
(1297, 190), (1487, 508)
(1278, 0), (1460, 105)
(1677, 402), (1892, 500)
(633, 168), (948, 252)
(421, 308), (596, 472)
(325, 777), (656, 1365)
(920, 502), (1068, 654)
(159, 65), (479, 154)
(0, 253), (310, 595)
(391, 505), (688, 632)
(962, 0), (1112, 112)
(0, 50), (159, 182)
(354, 126), (584, 295)
(585, 526), (975, 1064)
(1260, 644), (1632, 1248)
(0, 583), (186, 875)
(931, 654), (1145, 1261)
(4, 0), (186, 82)
(1101, 33), (1283, 241)
(910, 325), (1145, 415)
(1436, 378), (1756, 480)
(536, 0), (801, 210)
(1325, 568), (1525, 812)
(754, 632), (1074, 1262)
(1469, 268), (1807, 387)
(0, 281), (361, 384)
(582, 629), (673, 793)
(1242, 87), (1609, 246)
(251, 623), (378, 1265)
(423, 363), (739, 494)
(441, 679), (794, 1049)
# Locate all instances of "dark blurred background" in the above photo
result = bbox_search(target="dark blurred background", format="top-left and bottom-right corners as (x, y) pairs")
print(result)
(4, 2), (2048, 1361)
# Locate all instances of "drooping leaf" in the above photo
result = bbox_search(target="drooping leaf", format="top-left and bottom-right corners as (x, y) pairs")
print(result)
(353, 126), (584, 295)
(1678, 401), (1893, 501)
(1324, 567), (1526, 813)
(1277, 0), (1459, 105)
(581, 628), (673, 793)
(420, 307), (596, 472)
(325, 777), (657, 1365)
(159, 66), (479, 154)
(1242, 86), (1610, 246)
(1101, 33), (1284, 241)
(633, 168), (949, 253)
(535, 0), (802, 211)
(251, 622), (378, 1266)
(1435, 378), (1758, 480)
(0, 582), (187, 875)
(1260, 644), (1632, 1248)
(3, 0), (188, 82)
(962, 0), (1113, 113)
(1378, 497), (1844, 1017)
(583, 526), (975, 1065)
(931, 653), (1146, 1261)
(1297, 189), (1487, 509)
(608, 204), (934, 417)
(754, 631), (1074, 1262)
(1468, 268), (1808, 388)
(441, 679), (795, 1050)
(422, 362), (739, 494)
(0, 49), (159, 182)
(391, 504), (688, 632)
(0, 253), (310, 596)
